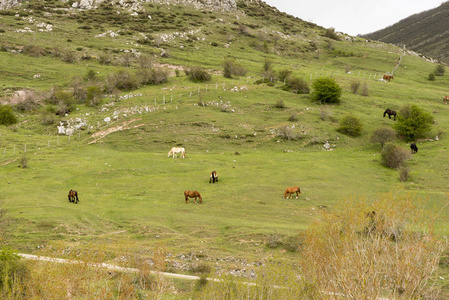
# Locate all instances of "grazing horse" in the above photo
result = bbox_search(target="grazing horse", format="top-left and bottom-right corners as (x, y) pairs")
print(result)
(410, 142), (418, 154)
(383, 109), (397, 121)
(68, 189), (79, 204)
(284, 186), (301, 199)
(168, 147), (185, 158)
(383, 74), (394, 82)
(444, 96), (449, 104)
(184, 190), (202, 204)
(209, 171), (218, 183)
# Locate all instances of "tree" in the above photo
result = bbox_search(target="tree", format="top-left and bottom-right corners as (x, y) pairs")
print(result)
(394, 105), (434, 141)
(222, 59), (247, 79)
(0, 105), (18, 126)
(370, 127), (396, 148)
(337, 115), (363, 137)
(311, 77), (342, 104)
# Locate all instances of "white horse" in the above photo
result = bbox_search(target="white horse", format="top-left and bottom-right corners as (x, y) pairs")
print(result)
(168, 147), (186, 158)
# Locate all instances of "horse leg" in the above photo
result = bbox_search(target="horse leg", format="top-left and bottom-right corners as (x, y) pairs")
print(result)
(296, 192), (299, 199)
(185, 196), (188, 203)
(194, 197), (197, 204)
(75, 194), (79, 204)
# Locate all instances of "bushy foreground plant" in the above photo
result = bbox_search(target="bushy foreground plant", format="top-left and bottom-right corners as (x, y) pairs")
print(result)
(299, 194), (447, 299)
(370, 126), (396, 148)
(311, 77), (342, 104)
(185, 66), (211, 82)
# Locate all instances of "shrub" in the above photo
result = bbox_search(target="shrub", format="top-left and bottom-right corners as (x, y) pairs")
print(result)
(86, 85), (102, 107)
(137, 55), (154, 69)
(428, 73), (435, 81)
(370, 127), (396, 148)
(394, 105), (434, 141)
(138, 68), (169, 85)
(360, 82), (369, 96)
(381, 143), (411, 169)
(222, 58), (247, 78)
(273, 100), (285, 109)
(0, 105), (18, 126)
(337, 115), (363, 137)
(187, 66), (211, 82)
(61, 49), (76, 63)
(285, 76), (309, 94)
(298, 194), (446, 299)
(319, 105), (332, 121)
(311, 77), (342, 104)
(14, 90), (40, 112)
(288, 114), (298, 122)
(323, 28), (340, 40)
(19, 154), (29, 168)
(350, 80), (360, 94)
(22, 44), (46, 57)
(113, 70), (138, 91)
(434, 64), (445, 76)
(276, 126), (298, 140)
(399, 164), (410, 182)
(0, 247), (30, 296)
(278, 69), (292, 82)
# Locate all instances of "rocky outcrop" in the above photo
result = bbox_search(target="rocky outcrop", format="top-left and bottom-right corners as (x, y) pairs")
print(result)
(71, 0), (238, 11)
(0, 0), (24, 10)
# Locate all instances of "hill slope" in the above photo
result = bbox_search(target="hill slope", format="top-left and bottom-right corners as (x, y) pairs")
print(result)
(363, 1), (449, 63)
(1, 0), (449, 297)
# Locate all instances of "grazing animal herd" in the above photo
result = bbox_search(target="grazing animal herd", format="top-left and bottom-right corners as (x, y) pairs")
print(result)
(70, 102), (436, 204)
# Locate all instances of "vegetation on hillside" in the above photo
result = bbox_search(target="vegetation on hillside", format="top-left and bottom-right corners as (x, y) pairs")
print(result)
(1, 0), (449, 298)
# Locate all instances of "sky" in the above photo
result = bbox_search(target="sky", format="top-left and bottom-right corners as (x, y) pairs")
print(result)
(263, 0), (446, 36)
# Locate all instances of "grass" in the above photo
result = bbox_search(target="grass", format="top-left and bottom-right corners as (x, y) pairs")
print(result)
(1, 0), (449, 296)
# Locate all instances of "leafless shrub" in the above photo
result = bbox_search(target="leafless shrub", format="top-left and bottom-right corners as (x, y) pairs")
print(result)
(276, 126), (298, 140)
(381, 143), (411, 169)
(299, 193), (447, 299)
(19, 155), (28, 168)
(22, 44), (46, 57)
(118, 53), (134, 67)
(361, 82), (369, 96)
(14, 90), (40, 112)
(319, 105), (332, 121)
(137, 54), (154, 69)
(61, 49), (76, 63)
(399, 164), (410, 182)
(138, 68), (169, 85)
(99, 52), (113, 65)
(350, 80), (360, 94)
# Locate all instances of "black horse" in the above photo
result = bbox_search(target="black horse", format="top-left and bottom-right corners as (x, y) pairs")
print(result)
(410, 142), (418, 154)
(68, 189), (79, 204)
(209, 171), (218, 183)
(383, 109), (397, 121)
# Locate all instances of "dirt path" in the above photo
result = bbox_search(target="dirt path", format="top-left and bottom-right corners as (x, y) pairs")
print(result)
(17, 253), (203, 281)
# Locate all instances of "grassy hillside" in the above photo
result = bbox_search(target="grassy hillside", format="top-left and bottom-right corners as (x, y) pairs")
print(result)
(363, 1), (449, 64)
(1, 0), (449, 297)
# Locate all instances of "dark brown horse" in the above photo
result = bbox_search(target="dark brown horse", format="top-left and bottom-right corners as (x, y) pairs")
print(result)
(209, 171), (218, 183)
(284, 186), (301, 199)
(410, 142), (418, 154)
(383, 109), (397, 121)
(184, 190), (202, 204)
(68, 189), (79, 204)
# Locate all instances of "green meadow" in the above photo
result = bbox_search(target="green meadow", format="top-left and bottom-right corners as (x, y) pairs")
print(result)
(1, 1), (449, 294)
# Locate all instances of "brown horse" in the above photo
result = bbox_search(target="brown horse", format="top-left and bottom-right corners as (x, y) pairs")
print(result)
(184, 190), (202, 204)
(284, 187), (301, 199)
(383, 74), (394, 82)
(209, 171), (218, 183)
(383, 109), (397, 121)
(443, 96), (449, 104)
(68, 189), (79, 204)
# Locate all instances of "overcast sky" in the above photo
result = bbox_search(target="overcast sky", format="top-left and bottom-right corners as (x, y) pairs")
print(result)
(263, 0), (445, 36)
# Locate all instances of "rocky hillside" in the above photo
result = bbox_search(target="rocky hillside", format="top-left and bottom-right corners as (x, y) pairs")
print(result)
(0, 0), (260, 11)
(363, 1), (449, 63)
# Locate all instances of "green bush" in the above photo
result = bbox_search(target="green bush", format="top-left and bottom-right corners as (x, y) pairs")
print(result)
(337, 115), (363, 137)
(311, 77), (342, 104)
(0, 105), (18, 126)
(0, 248), (29, 296)
(434, 64), (445, 76)
(138, 68), (169, 85)
(394, 105), (434, 141)
(428, 73), (435, 81)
